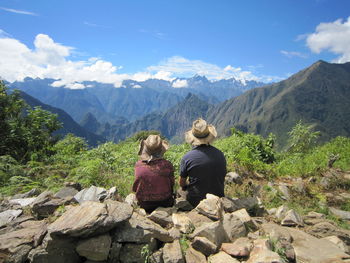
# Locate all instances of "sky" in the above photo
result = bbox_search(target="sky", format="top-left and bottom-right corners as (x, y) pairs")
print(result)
(0, 0), (350, 88)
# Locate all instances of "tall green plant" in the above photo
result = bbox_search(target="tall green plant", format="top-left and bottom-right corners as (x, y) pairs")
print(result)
(287, 120), (320, 153)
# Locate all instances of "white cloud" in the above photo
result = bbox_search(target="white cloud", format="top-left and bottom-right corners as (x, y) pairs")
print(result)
(306, 17), (350, 63)
(280, 50), (307, 58)
(0, 29), (11, 38)
(172, 79), (188, 88)
(0, 6), (37, 16)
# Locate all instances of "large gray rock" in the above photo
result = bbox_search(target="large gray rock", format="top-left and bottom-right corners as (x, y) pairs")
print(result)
(114, 212), (173, 243)
(108, 242), (122, 263)
(76, 234), (111, 261)
(12, 188), (40, 199)
(54, 186), (79, 200)
(208, 251), (240, 263)
(221, 237), (253, 257)
(0, 209), (22, 228)
(124, 193), (137, 207)
(31, 191), (62, 218)
(322, 236), (349, 253)
(195, 194), (223, 220)
(0, 220), (47, 262)
(150, 249), (164, 263)
(278, 184), (291, 200)
(191, 236), (217, 257)
(281, 209), (304, 226)
(74, 186), (107, 203)
(190, 220), (229, 246)
(48, 200), (132, 237)
(329, 207), (350, 220)
(172, 213), (194, 234)
(148, 207), (174, 228)
(222, 213), (247, 242)
(305, 221), (350, 245)
(185, 210), (213, 228)
(9, 198), (36, 207)
(246, 239), (283, 263)
(162, 240), (184, 263)
(185, 247), (206, 263)
(119, 243), (147, 263)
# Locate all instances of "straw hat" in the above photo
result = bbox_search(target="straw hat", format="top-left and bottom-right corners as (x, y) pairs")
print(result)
(185, 118), (217, 146)
(138, 134), (169, 161)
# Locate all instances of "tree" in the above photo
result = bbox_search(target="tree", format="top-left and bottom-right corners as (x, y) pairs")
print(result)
(0, 81), (62, 162)
(287, 120), (320, 153)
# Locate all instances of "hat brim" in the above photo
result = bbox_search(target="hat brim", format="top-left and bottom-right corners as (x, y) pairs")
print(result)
(185, 125), (217, 146)
(138, 139), (169, 161)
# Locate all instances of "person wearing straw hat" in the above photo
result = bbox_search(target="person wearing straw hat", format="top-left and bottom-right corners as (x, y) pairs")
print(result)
(133, 134), (175, 213)
(179, 118), (226, 207)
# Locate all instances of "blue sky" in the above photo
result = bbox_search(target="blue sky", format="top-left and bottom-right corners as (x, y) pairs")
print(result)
(0, 0), (350, 88)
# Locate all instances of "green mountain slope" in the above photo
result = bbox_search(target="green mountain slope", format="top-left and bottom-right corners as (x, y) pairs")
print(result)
(208, 60), (350, 148)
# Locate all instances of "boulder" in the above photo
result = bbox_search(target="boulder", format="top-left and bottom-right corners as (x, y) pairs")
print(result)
(221, 237), (252, 257)
(222, 213), (246, 242)
(185, 247), (206, 263)
(281, 209), (304, 226)
(195, 194), (223, 220)
(190, 220), (229, 246)
(172, 213), (194, 234)
(108, 242), (122, 263)
(31, 191), (62, 218)
(221, 197), (239, 213)
(185, 210), (213, 228)
(246, 239), (283, 263)
(191, 236), (217, 257)
(48, 200), (132, 237)
(329, 207), (350, 220)
(322, 236), (349, 253)
(0, 209), (22, 228)
(208, 251), (240, 263)
(174, 198), (193, 211)
(74, 186), (107, 203)
(12, 188), (40, 199)
(54, 186), (79, 199)
(225, 172), (242, 184)
(275, 205), (289, 220)
(119, 243), (148, 263)
(124, 193), (137, 207)
(231, 208), (257, 230)
(150, 249), (164, 263)
(148, 207), (174, 228)
(278, 184), (291, 200)
(162, 240), (184, 263)
(76, 234), (111, 261)
(9, 197), (36, 207)
(305, 221), (350, 245)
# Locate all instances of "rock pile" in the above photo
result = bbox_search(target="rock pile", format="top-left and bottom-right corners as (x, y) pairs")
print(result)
(0, 184), (350, 263)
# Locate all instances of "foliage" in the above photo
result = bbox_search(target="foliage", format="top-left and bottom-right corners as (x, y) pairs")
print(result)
(141, 244), (151, 263)
(51, 134), (88, 164)
(127, 130), (163, 142)
(287, 120), (320, 154)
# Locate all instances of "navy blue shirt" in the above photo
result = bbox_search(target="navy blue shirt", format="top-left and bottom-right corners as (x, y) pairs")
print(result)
(180, 145), (226, 205)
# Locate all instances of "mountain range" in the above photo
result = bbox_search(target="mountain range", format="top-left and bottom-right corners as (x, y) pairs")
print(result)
(5, 60), (350, 148)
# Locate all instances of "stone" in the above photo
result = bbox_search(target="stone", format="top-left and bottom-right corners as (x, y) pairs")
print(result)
(306, 211), (326, 219)
(329, 207), (350, 220)
(108, 242), (122, 263)
(9, 197), (36, 207)
(168, 227), (181, 240)
(208, 251), (240, 263)
(185, 247), (206, 263)
(222, 213), (246, 242)
(0, 209), (22, 228)
(172, 213), (194, 233)
(150, 249), (164, 263)
(162, 240), (184, 263)
(6, 244), (32, 263)
(281, 209), (304, 226)
(191, 236), (217, 257)
(221, 237), (252, 257)
(230, 196), (260, 211)
(76, 234), (111, 261)
(190, 220), (229, 246)
(74, 186), (107, 203)
(105, 186), (118, 200)
(174, 198), (193, 211)
(246, 239), (283, 263)
(185, 210), (213, 228)
(225, 172), (242, 184)
(48, 200), (132, 237)
(322, 236), (349, 253)
(275, 205), (289, 220)
(294, 177), (306, 193)
(305, 221), (350, 245)
(31, 191), (62, 218)
(114, 212), (173, 243)
(64, 181), (82, 191)
(119, 243), (148, 263)
(195, 194), (223, 220)
(148, 207), (174, 228)
(278, 184), (290, 200)
(54, 186), (79, 199)
(12, 188), (40, 199)
(0, 220), (47, 262)
(221, 197), (239, 213)
(124, 193), (137, 207)
(231, 208), (257, 230)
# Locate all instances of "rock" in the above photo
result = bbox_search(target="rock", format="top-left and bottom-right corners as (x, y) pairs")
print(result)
(278, 184), (290, 200)
(185, 210), (213, 228)
(31, 191), (62, 218)
(148, 207), (174, 228)
(281, 209), (304, 226)
(329, 207), (350, 220)
(221, 237), (252, 257)
(169, 227), (181, 240)
(222, 213), (246, 242)
(208, 251), (240, 263)
(261, 223), (292, 243)
(322, 236), (349, 253)
(54, 186), (79, 199)
(124, 193), (137, 207)
(190, 220), (229, 246)
(221, 197), (239, 213)
(12, 188), (40, 199)
(150, 249), (164, 263)
(172, 213), (194, 233)
(246, 239), (283, 263)
(231, 196), (260, 211)
(64, 182), (82, 191)
(6, 244), (32, 263)
(0, 220), (47, 262)
(275, 205), (289, 220)
(231, 208), (257, 230)
(74, 186), (107, 203)
(185, 247), (206, 263)
(225, 172), (242, 184)
(114, 212), (173, 243)
(195, 194), (223, 220)
(108, 242), (122, 263)
(0, 209), (22, 228)
(191, 236), (217, 257)
(305, 211), (326, 219)
(76, 234), (111, 261)
(174, 198), (193, 211)
(105, 186), (121, 201)
(305, 221), (350, 245)
(48, 200), (132, 237)
(9, 197), (36, 207)
(294, 178), (306, 193)
(162, 240), (184, 263)
(119, 243), (148, 263)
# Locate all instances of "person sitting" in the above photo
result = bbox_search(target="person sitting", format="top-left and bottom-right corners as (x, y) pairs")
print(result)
(132, 134), (175, 213)
(179, 118), (227, 207)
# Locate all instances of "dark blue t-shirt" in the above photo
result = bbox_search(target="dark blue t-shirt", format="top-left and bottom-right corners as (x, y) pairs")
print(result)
(180, 145), (226, 205)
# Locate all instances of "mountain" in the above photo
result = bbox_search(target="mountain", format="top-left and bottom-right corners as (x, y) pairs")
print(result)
(19, 91), (105, 146)
(208, 60), (350, 148)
